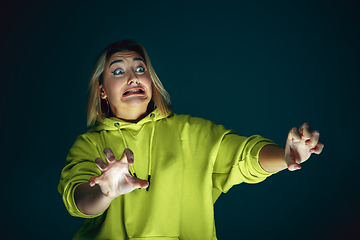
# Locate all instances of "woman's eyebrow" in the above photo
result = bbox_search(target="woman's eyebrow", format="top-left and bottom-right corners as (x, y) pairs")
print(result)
(134, 58), (145, 63)
(109, 60), (123, 68)
(109, 58), (144, 68)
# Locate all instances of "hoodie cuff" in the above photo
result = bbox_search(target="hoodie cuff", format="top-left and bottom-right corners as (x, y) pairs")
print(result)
(250, 141), (279, 176)
(64, 181), (105, 219)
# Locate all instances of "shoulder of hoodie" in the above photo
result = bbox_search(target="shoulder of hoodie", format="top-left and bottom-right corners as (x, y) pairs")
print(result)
(170, 112), (214, 125)
(167, 112), (228, 132)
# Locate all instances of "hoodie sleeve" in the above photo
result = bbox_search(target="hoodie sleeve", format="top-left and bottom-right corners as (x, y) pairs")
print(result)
(175, 115), (278, 194)
(57, 133), (104, 218)
(212, 130), (278, 194)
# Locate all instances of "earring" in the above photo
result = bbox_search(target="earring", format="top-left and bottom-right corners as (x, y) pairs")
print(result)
(96, 97), (110, 116)
(104, 98), (110, 116)
(96, 97), (101, 117)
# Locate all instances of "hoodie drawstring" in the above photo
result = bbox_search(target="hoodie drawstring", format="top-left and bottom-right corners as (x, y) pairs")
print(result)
(147, 112), (156, 191)
(113, 112), (156, 192)
(114, 122), (137, 178)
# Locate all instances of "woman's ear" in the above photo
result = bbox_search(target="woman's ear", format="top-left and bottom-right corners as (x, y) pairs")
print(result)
(99, 84), (107, 99)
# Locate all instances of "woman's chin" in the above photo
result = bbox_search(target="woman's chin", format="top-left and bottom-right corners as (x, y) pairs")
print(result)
(122, 97), (150, 109)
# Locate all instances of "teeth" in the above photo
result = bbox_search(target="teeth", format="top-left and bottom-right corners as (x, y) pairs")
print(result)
(125, 89), (143, 95)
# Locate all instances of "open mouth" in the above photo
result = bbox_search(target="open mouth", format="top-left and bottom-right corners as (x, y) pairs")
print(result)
(123, 87), (145, 97)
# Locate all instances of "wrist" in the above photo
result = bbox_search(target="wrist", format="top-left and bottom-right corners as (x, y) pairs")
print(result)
(259, 145), (287, 173)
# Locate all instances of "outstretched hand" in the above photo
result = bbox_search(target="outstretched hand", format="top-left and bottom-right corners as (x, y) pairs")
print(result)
(89, 148), (149, 198)
(285, 123), (324, 171)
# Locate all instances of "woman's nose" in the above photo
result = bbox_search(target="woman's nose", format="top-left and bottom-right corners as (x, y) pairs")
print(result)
(127, 71), (140, 85)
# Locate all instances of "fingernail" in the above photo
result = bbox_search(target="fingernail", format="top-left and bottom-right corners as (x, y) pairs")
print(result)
(291, 165), (299, 170)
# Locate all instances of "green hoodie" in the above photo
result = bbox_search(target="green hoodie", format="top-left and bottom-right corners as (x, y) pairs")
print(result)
(58, 109), (277, 239)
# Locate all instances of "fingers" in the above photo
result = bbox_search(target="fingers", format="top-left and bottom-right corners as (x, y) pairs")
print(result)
(307, 130), (320, 149)
(311, 140), (324, 154)
(300, 123), (321, 153)
(299, 123), (311, 140)
(95, 157), (108, 171)
(288, 127), (301, 143)
(103, 147), (116, 163)
(103, 147), (134, 165)
(286, 123), (323, 172)
(296, 123), (322, 150)
(120, 148), (135, 165)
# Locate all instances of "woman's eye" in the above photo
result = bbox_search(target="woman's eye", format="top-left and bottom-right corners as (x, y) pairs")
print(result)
(112, 68), (124, 75)
(136, 66), (145, 73)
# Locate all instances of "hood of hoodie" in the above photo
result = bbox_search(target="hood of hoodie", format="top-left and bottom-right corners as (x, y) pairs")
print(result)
(88, 108), (171, 133)
(86, 108), (172, 191)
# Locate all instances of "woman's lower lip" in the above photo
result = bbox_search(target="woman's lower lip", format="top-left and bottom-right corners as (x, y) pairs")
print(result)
(123, 93), (145, 97)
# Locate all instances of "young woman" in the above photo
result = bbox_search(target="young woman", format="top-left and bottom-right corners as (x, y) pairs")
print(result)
(58, 40), (323, 240)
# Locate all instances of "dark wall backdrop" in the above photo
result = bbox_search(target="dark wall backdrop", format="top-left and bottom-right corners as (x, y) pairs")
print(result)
(1, 0), (359, 239)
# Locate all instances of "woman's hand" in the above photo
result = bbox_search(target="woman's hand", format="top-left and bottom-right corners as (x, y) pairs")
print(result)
(285, 123), (324, 171)
(89, 148), (149, 198)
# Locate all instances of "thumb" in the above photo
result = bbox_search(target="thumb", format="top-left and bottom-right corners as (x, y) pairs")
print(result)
(124, 173), (149, 189)
(287, 158), (301, 171)
(285, 136), (301, 171)
(136, 178), (149, 189)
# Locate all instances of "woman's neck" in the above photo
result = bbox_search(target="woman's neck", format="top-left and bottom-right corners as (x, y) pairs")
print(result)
(110, 104), (154, 123)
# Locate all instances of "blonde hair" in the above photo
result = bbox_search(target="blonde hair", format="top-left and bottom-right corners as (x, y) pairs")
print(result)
(87, 40), (171, 126)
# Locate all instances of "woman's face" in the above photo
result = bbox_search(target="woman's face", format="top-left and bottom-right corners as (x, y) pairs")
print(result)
(100, 51), (152, 120)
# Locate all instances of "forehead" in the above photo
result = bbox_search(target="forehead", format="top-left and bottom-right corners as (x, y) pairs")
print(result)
(107, 51), (143, 64)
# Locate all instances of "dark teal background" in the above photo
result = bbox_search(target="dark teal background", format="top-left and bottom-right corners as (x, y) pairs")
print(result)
(1, 0), (359, 239)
